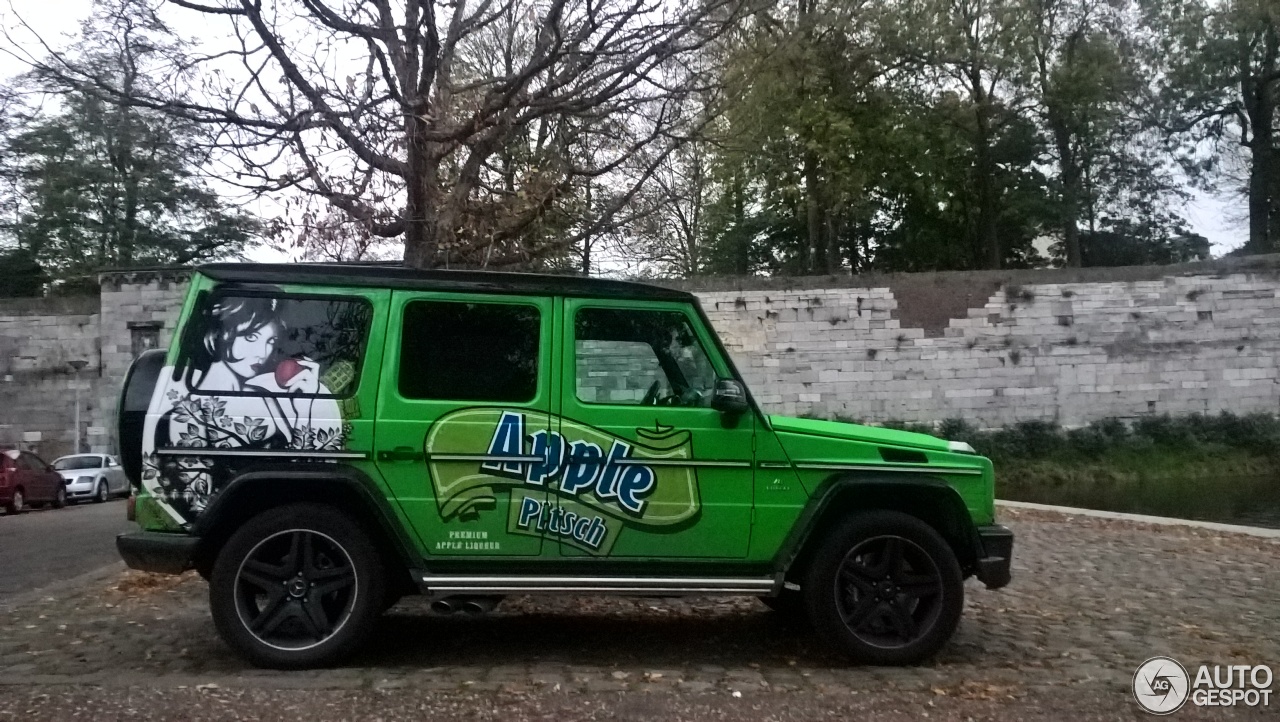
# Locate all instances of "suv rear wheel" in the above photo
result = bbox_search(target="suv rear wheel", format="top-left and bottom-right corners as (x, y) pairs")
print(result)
(209, 503), (386, 669)
(804, 510), (963, 665)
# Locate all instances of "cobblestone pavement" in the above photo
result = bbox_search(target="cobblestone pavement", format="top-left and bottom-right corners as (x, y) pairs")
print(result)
(0, 507), (1275, 720)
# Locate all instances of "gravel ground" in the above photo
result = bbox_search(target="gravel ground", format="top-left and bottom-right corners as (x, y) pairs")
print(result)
(0, 507), (1275, 720)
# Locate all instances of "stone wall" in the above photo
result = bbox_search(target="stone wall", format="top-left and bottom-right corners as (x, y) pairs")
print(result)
(92, 270), (191, 451)
(697, 269), (1280, 427)
(0, 296), (102, 459)
(3, 258), (1279, 458)
(0, 270), (188, 461)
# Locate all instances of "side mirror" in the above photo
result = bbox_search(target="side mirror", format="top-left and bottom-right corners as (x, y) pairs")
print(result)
(711, 379), (749, 415)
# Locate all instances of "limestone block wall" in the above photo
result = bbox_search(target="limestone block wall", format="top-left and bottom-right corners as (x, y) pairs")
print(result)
(0, 296), (102, 459)
(696, 270), (1280, 427)
(91, 270), (192, 449)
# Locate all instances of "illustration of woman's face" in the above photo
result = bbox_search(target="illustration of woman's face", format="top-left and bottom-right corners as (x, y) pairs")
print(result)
(226, 323), (278, 379)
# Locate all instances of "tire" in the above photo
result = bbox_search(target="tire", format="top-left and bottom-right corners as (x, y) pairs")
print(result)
(6, 488), (24, 515)
(93, 482), (108, 504)
(209, 503), (386, 669)
(52, 487), (66, 509)
(804, 510), (964, 666)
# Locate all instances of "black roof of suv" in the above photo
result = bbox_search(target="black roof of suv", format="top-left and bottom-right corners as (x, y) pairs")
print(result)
(198, 262), (694, 302)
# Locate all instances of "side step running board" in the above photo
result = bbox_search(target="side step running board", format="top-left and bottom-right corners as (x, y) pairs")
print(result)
(418, 575), (777, 596)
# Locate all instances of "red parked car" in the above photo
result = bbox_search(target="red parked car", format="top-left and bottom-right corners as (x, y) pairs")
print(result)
(0, 449), (67, 513)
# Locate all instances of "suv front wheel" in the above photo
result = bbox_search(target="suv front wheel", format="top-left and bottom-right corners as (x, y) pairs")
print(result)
(804, 510), (963, 665)
(209, 503), (386, 669)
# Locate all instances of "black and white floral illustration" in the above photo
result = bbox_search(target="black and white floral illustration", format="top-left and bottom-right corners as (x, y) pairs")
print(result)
(143, 293), (368, 521)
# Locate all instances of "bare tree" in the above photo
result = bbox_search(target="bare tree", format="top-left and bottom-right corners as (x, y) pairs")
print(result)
(626, 139), (711, 276)
(19, 0), (746, 269)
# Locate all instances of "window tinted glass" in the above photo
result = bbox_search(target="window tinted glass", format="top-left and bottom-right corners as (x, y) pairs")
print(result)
(574, 308), (717, 407)
(399, 301), (540, 402)
(176, 292), (372, 399)
(53, 456), (102, 471)
(19, 454), (44, 471)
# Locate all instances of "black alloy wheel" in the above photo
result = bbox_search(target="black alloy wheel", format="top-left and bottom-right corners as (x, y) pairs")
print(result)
(834, 535), (944, 648)
(805, 510), (964, 665)
(235, 529), (358, 650)
(210, 503), (386, 668)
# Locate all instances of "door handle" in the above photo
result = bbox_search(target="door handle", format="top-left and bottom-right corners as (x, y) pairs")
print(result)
(377, 446), (424, 462)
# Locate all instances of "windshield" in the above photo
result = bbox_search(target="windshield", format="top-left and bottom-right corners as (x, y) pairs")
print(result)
(53, 456), (102, 471)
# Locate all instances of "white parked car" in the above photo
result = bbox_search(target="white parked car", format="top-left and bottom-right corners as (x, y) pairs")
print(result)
(50, 454), (129, 503)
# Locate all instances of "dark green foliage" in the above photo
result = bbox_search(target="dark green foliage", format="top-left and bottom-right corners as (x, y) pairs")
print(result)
(815, 412), (1280, 463)
(0, 0), (258, 279)
(655, 0), (1227, 277)
(2, 93), (257, 277)
(939, 412), (1280, 462)
(0, 248), (47, 297)
(1073, 227), (1210, 267)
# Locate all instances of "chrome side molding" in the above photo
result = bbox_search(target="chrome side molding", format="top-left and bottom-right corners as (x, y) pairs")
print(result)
(418, 574), (777, 596)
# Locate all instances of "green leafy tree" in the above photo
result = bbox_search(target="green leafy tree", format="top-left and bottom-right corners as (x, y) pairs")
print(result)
(1020, 0), (1190, 267)
(2, 1), (256, 276)
(701, 0), (894, 276)
(1147, 0), (1280, 253)
(3, 94), (256, 276)
(868, 95), (1054, 271)
(900, 0), (1034, 269)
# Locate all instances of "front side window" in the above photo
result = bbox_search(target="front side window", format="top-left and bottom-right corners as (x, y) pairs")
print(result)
(399, 301), (541, 402)
(574, 308), (718, 407)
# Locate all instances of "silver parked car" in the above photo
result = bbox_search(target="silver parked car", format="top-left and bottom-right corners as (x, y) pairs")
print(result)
(51, 454), (129, 503)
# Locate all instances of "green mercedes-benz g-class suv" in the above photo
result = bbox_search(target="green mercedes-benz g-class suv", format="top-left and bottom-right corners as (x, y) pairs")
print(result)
(116, 263), (1012, 669)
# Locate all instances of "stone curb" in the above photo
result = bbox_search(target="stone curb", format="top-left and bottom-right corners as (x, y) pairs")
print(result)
(996, 499), (1280, 539)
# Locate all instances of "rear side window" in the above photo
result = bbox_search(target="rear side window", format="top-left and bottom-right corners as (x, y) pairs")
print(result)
(399, 301), (540, 402)
(173, 292), (373, 399)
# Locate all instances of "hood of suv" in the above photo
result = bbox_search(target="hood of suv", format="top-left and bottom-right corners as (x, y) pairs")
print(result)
(768, 415), (951, 452)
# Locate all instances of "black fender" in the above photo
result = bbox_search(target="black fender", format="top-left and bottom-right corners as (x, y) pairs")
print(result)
(189, 463), (422, 580)
(773, 473), (985, 580)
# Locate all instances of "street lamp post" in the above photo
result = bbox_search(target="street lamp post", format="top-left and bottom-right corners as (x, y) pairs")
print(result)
(69, 360), (88, 454)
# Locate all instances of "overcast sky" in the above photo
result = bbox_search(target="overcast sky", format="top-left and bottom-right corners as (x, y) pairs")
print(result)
(0, 0), (1250, 263)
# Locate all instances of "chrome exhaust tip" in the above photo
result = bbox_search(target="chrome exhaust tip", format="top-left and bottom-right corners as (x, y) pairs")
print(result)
(459, 596), (500, 615)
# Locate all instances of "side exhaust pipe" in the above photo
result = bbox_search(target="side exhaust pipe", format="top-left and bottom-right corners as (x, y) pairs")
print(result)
(460, 596), (499, 615)
(430, 595), (502, 615)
